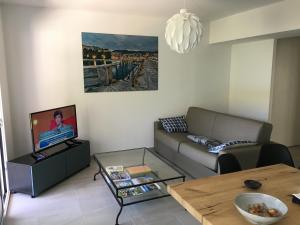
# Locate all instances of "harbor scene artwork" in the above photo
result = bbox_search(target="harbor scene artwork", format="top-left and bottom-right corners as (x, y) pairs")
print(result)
(81, 32), (158, 92)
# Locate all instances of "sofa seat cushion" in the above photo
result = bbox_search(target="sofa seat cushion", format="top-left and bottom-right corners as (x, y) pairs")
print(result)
(179, 141), (218, 170)
(155, 129), (188, 152)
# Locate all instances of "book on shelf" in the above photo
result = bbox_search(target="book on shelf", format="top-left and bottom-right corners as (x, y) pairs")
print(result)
(126, 165), (152, 176)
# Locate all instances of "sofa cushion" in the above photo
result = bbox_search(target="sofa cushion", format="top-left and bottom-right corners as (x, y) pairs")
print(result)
(212, 114), (268, 143)
(179, 141), (218, 170)
(186, 107), (216, 137)
(154, 129), (188, 152)
(159, 116), (187, 133)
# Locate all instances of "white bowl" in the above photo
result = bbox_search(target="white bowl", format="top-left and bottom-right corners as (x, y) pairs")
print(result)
(234, 193), (288, 225)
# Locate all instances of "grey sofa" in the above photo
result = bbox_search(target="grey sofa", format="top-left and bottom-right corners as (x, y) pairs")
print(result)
(154, 107), (273, 177)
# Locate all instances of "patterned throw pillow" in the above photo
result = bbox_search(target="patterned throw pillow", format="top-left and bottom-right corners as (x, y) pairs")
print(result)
(208, 140), (256, 154)
(159, 116), (187, 133)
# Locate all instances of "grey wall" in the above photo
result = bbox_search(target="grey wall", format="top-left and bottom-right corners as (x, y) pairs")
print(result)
(271, 37), (300, 146)
(0, 5), (14, 160)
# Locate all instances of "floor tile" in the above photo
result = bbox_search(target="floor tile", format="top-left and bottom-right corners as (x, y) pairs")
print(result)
(5, 161), (202, 225)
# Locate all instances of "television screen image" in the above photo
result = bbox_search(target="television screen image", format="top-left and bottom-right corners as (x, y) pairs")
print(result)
(30, 105), (78, 152)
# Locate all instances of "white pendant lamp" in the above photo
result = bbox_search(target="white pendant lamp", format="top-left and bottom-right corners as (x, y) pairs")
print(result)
(165, 8), (203, 54)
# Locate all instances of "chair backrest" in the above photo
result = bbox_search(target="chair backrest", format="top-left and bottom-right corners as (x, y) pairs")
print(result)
(256, 143), (295, 168)
(218, 153), (242, 174)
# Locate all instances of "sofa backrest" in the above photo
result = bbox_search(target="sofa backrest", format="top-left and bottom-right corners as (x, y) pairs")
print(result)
(212, 114), (272, 143)
(185, 107), (216, 137)
(186, 107), (272, 144)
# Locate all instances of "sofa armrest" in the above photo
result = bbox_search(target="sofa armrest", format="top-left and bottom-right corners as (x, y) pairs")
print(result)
(154, 121), (163, 131)
(219, 145), (262, 170)
(154, 121), (162, 150)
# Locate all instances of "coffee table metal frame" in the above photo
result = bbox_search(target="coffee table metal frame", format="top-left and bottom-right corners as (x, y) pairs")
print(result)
(93, 148), (185, 225)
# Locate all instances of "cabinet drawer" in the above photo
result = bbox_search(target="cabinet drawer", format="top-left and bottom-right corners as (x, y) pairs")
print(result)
(66, 143), (90, 176)
(32, 152), (67, 196)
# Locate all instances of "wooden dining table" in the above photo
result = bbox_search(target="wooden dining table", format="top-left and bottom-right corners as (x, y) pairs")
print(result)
(167, 164), (300, 225)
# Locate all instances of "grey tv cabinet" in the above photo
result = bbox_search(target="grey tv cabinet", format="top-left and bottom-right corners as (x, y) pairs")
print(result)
(7, 140), (90, 197)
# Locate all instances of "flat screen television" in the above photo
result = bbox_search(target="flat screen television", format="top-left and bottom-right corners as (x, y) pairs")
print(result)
(30, 105), (78, 152)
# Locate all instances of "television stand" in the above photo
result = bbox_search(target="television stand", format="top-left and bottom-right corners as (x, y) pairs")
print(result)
(31, 152), (46, 160)
(65, 139), (82, 146)
(7, 140), (90, 197)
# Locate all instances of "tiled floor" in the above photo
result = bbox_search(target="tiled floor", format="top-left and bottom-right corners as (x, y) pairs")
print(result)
(4, 161), (201, 225)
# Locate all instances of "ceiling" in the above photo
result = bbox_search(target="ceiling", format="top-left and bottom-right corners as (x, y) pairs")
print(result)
(0, 0), (283, 21)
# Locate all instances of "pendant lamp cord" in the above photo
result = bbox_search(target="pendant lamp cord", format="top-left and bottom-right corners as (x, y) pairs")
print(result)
(184, 0), (186, 9)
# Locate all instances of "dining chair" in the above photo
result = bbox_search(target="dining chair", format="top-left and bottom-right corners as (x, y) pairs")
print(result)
(256, 143), (295, 168)
(218, 153), (242, 174)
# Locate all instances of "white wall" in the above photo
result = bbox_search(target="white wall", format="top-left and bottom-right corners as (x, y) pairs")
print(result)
(210, 0), (300, 44)
(194, 26), (232, 113)
(1, 4), (232, 157)
(0, 6), (14, 160)
(229, 39), (275, 121)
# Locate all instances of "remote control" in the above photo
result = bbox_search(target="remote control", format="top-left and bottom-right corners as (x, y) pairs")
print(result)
(32, 153), (45, 160)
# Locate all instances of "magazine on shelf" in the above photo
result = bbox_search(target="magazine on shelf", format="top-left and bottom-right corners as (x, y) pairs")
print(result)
(131, 176), (161, 192)
(105, 165), (161, 198)
(106, 165), (124, 173)
(105, 165), (131, 181)
(115, 180), (133, 188)
(116, 176), (161, 198)
(131, 176), (153, 184)
(109, 171), (131, 181)
(118, 187), (144, 198)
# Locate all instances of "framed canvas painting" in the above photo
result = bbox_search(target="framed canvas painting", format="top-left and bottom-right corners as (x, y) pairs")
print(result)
(82, 32), (158, 93)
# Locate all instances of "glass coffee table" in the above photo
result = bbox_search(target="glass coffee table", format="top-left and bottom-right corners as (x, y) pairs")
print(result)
(93, 148), (185, 225)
